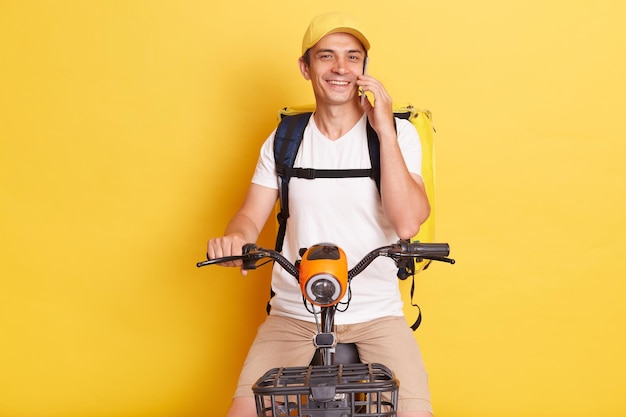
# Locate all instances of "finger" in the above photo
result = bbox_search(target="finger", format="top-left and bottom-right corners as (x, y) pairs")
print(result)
(229, 237), (244, 256)
(207, 237), (243, 268)
(207, 240), (221, 260)
(361, 92), (373, 110)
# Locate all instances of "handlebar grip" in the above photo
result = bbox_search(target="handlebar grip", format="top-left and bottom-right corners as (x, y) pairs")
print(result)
(242, 243), (257, 255)
(242, 243), (259, 270)
(407, 242), (450, 257)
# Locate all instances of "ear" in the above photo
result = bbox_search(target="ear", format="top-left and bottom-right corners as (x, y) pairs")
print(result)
(298, 57), (311, 80)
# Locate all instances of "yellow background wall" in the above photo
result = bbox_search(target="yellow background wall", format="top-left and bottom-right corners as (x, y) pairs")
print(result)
(1, 1), (624, 416)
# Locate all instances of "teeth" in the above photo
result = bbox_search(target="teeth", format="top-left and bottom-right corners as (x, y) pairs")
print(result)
(328, 81), (349, 86)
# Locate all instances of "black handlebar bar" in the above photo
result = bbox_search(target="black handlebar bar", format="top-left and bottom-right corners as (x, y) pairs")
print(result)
(197, 241), (454, 279)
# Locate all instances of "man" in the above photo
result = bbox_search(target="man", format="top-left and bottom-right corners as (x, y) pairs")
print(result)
(207, 12), (433, 417)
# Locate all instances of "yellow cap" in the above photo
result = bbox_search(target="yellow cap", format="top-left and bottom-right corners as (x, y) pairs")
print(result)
(301, 12), (370, 56)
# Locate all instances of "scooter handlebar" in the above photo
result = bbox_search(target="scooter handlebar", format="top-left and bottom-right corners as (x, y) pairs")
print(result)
(197, 240), (455, 275)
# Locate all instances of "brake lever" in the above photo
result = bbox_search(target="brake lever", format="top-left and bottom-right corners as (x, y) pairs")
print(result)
(196, 255), (245, 268)
(426, 256), (456, 264)
(396, 258), (415, 280)
(196, 243), (265, 269)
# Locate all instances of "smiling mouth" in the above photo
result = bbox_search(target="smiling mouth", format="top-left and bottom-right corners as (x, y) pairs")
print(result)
(327, 80), (350, 86)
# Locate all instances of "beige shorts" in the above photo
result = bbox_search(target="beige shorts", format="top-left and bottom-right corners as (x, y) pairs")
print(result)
(233, 314), (432, 413)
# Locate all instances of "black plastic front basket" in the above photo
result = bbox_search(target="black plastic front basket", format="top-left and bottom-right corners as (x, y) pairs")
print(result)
(252, 363), (399, 417)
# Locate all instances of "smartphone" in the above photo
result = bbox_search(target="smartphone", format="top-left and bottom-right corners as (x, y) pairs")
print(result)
(361, 57), (369, 105)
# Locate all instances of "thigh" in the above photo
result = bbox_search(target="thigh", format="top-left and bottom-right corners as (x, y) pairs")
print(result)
(347, 316), (432, 413)
(234, 315), (318, 398)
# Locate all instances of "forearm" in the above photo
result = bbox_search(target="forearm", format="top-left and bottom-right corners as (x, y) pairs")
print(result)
(223, 212), (262, 243)
(379, 134), (431, 239)
(225, 183), (278, 241)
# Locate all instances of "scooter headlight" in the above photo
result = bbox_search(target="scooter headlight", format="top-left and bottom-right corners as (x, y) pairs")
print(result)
(305, 274), (341, 306)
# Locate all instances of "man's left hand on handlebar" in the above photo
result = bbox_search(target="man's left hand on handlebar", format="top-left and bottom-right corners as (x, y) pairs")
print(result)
(206, 234), (249, 275)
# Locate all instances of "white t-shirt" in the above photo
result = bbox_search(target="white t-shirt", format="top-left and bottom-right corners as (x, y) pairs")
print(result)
(252, 113), (423, 324)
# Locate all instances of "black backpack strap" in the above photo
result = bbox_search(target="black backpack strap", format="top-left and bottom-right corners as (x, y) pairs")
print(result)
(279, 167), (374, 179)
(268, 112), (311, 314)
(409, 274), (423, 330)
(396, 245), (422, 330)
(365, 121), (381, 194)
(273, 112), (312, 252)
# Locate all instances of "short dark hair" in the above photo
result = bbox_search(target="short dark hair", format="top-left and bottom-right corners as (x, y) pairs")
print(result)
(302, 49), (312, 66)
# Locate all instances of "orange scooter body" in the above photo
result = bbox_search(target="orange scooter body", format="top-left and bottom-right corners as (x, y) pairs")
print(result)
(298, 244), (348, 307)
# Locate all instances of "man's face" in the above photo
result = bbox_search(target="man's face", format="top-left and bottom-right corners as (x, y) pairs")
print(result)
(299, 32), (367, 106)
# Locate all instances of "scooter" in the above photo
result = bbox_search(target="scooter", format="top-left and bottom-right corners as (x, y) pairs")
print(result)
(197, 240), (454, 417)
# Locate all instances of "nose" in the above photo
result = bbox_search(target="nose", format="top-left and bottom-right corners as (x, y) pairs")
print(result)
(332, 58), (349, 75)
